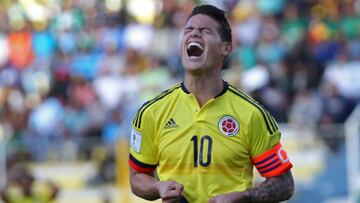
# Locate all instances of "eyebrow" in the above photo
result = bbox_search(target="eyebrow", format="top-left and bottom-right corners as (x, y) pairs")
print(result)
(184, 26), (212, 31)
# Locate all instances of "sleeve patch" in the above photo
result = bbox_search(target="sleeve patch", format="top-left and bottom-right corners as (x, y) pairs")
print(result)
(130, 128), (142, 152)
(252, 143), (292, 177)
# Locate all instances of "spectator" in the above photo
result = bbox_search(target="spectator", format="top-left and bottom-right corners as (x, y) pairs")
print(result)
(1, 164), (59, 203)
(289, 87), (322, 128)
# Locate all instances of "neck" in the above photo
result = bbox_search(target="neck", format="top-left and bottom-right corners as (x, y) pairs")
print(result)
(184, 72), (224, 107)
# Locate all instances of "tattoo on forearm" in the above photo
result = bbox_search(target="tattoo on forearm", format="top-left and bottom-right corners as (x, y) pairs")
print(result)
(248, 171), (294, 203)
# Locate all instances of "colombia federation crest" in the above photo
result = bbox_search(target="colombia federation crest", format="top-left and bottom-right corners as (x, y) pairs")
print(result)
(218, 115), (240, 137)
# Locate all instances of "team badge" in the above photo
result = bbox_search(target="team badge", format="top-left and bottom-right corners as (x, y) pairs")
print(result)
(218, 115), (240, 137)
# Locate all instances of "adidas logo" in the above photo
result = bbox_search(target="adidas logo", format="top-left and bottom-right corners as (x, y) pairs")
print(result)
(164, 118), (179, 129)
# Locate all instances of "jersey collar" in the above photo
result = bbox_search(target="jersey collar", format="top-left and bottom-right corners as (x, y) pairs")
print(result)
(180, 80), (229, 98)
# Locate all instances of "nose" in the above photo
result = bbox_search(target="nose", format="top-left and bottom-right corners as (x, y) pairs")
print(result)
(190, 28), (201, 37)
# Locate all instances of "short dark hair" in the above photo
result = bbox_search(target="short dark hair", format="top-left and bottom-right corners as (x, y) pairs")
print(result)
(187, 4), (232, 42)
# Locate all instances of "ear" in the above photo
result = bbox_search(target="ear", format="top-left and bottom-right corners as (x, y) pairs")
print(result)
(221, 42), (232, 58)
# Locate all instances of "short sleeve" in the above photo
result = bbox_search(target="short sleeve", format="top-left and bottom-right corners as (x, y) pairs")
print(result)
(249, 109), (281, 157)
(129, 109), (158, 173)
(249, 110), (292, 177)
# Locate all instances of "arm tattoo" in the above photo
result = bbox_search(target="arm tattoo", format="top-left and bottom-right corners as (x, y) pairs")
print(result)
(247, 171), (294, 203)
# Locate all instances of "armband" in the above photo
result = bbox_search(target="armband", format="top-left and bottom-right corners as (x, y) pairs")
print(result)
(251, 143), (292, 177)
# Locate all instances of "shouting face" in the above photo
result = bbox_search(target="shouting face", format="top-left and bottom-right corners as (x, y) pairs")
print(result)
(181, 14), (231, 74)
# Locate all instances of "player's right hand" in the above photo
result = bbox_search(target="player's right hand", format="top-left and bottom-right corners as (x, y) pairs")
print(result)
(155, 180), (184, 203)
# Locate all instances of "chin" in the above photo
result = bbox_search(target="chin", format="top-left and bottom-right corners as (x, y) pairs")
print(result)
(183, 62), (204, 71)
(182, 56), (207, 70)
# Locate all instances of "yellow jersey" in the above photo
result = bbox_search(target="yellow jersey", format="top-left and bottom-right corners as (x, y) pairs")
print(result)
(129, 81), (292, 203)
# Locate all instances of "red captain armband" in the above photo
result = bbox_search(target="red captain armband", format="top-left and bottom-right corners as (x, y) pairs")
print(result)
(251, 143), (293, 178)
(129, 154), (157, 173)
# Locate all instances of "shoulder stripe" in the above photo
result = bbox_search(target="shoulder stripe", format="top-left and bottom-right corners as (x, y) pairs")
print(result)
(132, 110), (140, 126)
(268, 113), (279, 131)
(228, 85), (278, 132)
(134, 84), (180, 127)
(135, 84), (181, 128)
(134, 84), (181, 128)
(228, 85), (276, 134)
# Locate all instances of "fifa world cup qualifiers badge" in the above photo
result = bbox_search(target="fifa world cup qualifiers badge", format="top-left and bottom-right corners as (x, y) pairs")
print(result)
(131, 128), (142, 152)
(218, 115), (240, 137)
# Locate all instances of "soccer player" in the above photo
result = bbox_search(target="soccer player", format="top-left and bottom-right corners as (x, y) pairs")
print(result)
(129, 4), (294, 203)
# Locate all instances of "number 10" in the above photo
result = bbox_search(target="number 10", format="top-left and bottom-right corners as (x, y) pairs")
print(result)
(190, 135), (213, 167)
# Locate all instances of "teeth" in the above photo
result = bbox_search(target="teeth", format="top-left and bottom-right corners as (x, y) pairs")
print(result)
(187, 42), (203, 50)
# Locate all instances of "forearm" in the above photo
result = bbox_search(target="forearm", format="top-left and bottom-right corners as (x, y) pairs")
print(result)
(209, 171), (294, 203)
(245, 171), (294, 203)
(130, 169), (160, 200)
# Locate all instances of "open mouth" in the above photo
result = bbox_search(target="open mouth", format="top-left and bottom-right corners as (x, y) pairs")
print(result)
(187, 42), (204, 57)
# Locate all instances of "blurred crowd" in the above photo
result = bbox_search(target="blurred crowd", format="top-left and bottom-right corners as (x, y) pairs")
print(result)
(0, 0), (360, 164)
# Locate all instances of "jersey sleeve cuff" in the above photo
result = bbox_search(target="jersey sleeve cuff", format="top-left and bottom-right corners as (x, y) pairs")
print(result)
(129, 154), (157, 173)
(251, 143), (293, 177)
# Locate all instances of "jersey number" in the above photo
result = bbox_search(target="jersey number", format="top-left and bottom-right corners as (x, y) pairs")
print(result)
(190, 135), (213, 167)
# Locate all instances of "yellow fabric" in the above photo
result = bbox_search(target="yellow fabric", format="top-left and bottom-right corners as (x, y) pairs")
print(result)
(130, 82), (281, 203)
